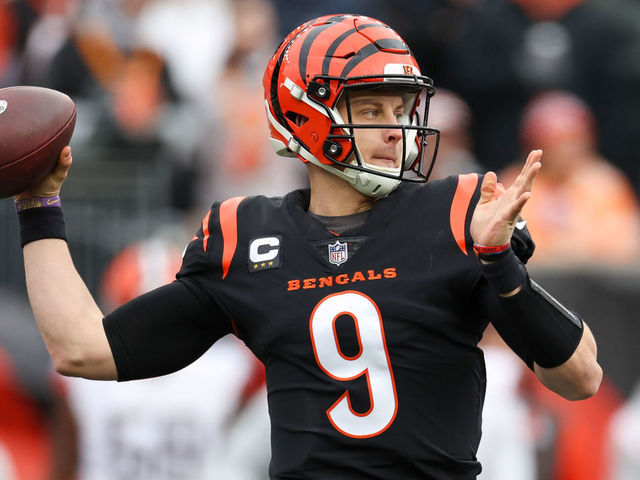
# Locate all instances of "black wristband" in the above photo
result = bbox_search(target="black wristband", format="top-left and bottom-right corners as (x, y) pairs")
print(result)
(18, 206), (68, 247)
(476, 247), (512, 262)
(480, 248), (527, 295)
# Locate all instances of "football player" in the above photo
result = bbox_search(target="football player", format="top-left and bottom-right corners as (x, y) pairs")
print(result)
(14, 14), (601, 479)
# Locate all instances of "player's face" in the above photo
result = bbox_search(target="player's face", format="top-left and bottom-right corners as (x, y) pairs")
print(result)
(338, 91), (407, 170)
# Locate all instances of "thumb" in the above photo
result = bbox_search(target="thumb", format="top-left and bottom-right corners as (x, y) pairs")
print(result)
(50, 146), (73, 184)
(478, 171), (497, 205)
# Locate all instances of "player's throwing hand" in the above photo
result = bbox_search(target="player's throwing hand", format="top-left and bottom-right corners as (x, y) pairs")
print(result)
(13, 146), (73, 201)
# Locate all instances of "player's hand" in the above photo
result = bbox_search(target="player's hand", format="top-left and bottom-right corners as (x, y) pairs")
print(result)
(470, 149), (542, 247)
(13, 146), (73, 201)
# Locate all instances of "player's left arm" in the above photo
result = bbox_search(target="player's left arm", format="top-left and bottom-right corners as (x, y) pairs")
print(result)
(533, 313), (600, 400)
(470, 149), (602, 400)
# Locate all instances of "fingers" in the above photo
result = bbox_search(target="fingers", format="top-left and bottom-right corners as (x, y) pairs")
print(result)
(522, 149), (542, 186)
(510, 149), (542, 199)
(479, 171), (497, 204)
(506, 191), (532, 221)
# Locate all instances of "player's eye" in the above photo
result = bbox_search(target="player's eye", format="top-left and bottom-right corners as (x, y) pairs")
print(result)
(360, 108), (379, 120)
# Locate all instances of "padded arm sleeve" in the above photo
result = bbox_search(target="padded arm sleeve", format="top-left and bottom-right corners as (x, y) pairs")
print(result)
(103, 279), (233, 381)
(475, 272), (584, 370)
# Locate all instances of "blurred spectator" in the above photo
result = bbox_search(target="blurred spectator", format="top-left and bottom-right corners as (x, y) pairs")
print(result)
(500, 90), (640, 268)
(477, 326), (536, 480)
(194, 0), (306, 206)
(43, 0), (178, 148)
(32, 0), (208, 213)
(269, 1), (377, 38)
(427, 88), (483, 180)
(0, 289), (78, 480)
(66, 229), (259, 480)
(0, 0), (46, 86)
(0, 2), (17, 84)
(607, 380), (640, 480)
(523, 374), (623, 480)
(441, 0), (640, 182)
(134, 0), (233, 103)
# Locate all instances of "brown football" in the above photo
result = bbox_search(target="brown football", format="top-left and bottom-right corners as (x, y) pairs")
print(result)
(0, 86), (76, 198)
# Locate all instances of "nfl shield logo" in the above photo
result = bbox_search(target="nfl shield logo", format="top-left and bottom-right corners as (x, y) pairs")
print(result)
(328, 240), (348, 266)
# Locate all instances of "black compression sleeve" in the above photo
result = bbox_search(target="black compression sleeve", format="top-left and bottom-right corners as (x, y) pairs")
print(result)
(103, 280), (233, 381)
(497, 277), (584, 369)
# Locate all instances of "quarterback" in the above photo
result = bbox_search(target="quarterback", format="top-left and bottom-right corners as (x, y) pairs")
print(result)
(14, 14), (601, 479)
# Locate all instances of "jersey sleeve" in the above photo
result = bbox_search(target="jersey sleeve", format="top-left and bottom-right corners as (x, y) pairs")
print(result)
(178, 197), (245, 280)
(103, 280), (233, 381)
(177, 197), (246, 332)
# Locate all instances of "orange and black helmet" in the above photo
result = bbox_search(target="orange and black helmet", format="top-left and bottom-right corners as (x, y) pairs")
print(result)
(263, 14), (439, 197)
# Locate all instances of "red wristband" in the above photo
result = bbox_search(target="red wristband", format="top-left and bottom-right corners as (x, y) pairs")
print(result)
(473, 242), (510, 255)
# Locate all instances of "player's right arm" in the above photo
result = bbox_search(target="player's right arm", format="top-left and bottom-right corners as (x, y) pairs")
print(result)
(17, 148), (233, 381)
(17, 147), (118, 380)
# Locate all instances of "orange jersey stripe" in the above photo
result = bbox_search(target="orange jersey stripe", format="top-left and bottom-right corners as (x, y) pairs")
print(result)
(201, 210), (212, 252)
(220, 196), (246, 279)
(449, 173), (479, 255)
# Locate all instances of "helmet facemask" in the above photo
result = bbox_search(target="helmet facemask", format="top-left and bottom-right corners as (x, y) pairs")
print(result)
(304, 74), (439, 197)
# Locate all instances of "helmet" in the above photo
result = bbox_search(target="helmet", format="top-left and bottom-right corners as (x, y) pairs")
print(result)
(263, 14), (440, 197)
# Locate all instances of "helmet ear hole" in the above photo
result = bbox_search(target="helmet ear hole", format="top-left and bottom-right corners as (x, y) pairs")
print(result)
(285, 111), (309, 127)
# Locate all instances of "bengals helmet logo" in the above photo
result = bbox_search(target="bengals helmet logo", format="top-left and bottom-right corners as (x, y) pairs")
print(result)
(402, 65), (414, 75)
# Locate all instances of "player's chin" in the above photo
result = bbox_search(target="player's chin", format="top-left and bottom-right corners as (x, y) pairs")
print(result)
(367, 157), (400, 170)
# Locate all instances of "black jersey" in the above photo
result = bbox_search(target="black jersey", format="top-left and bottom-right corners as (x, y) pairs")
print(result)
(171, 173), (512, 479)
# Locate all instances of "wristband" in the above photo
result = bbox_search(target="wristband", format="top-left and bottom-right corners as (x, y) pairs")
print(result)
(473, 242), (510, 255)
(479, 249), (527, 295)
(17, 205), (67, 247)
(475, 246), (513, 262)
(15, 195), (61, 213)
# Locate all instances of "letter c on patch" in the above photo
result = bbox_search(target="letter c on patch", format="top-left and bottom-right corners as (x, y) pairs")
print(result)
(249, 237), (280, 263)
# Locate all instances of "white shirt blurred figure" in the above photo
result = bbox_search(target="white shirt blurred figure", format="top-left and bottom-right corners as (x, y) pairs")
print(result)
(216, 386), (270, 480)
(477, 326), (536, 480)
(134, 0), (234, 103)
(608, 381), (640, 480)
(66, 233), (256, 480)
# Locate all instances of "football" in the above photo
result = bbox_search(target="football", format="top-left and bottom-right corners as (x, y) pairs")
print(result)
(0, 86), (76, 198)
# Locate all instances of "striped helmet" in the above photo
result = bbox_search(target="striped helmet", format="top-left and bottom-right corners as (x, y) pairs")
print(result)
(263, 14), (440, 197)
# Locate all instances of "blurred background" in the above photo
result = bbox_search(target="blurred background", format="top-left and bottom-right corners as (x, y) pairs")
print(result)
(1, 0), (639, 479)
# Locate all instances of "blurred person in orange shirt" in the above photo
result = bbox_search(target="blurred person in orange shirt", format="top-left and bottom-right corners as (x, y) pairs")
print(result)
(500, 90), (640, 267)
